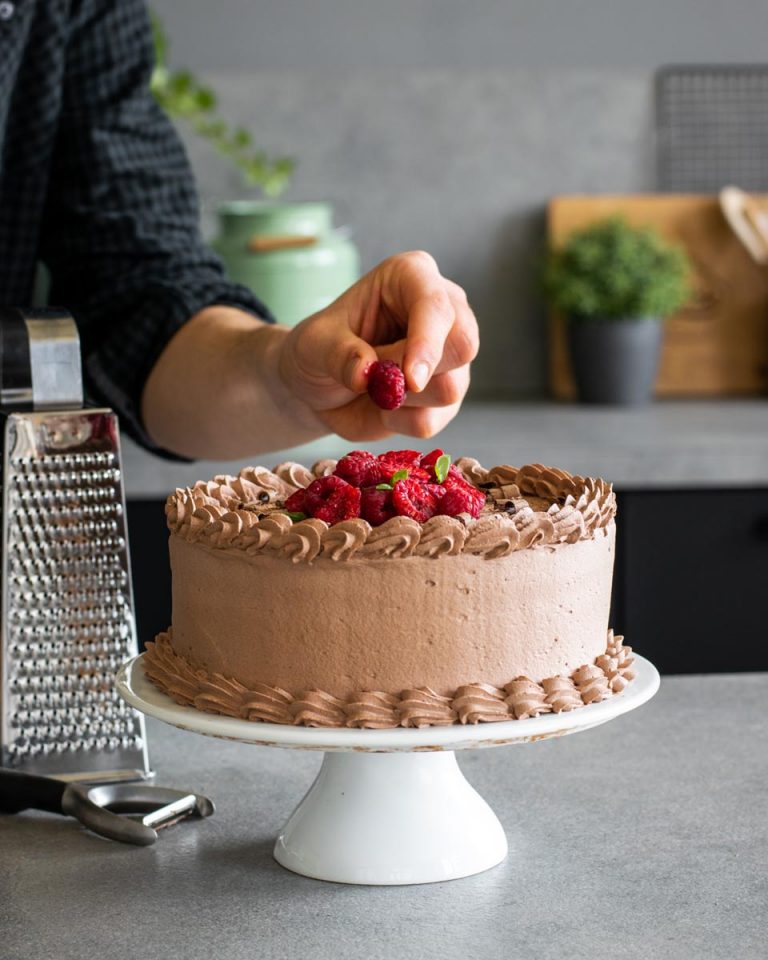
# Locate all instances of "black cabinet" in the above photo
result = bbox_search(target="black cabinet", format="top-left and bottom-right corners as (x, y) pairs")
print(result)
(126, 500), (172, 652)
(614, 489), (768, 673)
(127, 489), (768, 674)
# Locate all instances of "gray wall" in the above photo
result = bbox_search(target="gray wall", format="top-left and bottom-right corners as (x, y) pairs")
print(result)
(151, 0), (768, 70)
(151, 0), (766, 397)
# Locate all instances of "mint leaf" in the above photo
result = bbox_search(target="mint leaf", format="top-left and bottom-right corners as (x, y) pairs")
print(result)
(435, 454), (452, 483)
(287, 511), (307, 522)
(375, 482), (393, 491)
(391, 469), (409, 484)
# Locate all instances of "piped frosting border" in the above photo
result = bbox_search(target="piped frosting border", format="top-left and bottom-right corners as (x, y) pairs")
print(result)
(144, 630), (635, 728)
(165, 460), (617, 563)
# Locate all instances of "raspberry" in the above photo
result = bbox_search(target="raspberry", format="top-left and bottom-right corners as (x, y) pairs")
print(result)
(303, 476), (361, 524)
(380, 464), (431, 484)
(284, 488), (307, 513)
(426, 482), (448, 502)
(441, 464), (481, 492)
(437, 465), (486, 515)
(437, 482), (485, 518)
(334, 450), (384, 487)
(378, 449), (422, 474)
(378, 449), (430, 484)
(367, 360), (406, 410)
(392, 478), (443, 523)
(360, 487), (396, 526)
(420, 449), (445, 470)
(421, 448), (455, 482)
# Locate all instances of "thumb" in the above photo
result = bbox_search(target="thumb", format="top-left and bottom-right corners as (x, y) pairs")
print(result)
(323, 327), (380, 394)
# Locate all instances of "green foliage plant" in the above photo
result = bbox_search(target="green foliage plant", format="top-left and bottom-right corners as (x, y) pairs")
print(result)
(543, 217), (691, 323)
(149, 12), (295, 197)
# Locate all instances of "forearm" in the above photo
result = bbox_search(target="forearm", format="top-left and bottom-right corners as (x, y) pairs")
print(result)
(141, 307), (328, 460)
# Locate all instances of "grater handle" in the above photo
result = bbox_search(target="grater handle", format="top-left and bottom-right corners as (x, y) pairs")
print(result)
(0, 768), (66, 815)
(0, 307), (83, 410)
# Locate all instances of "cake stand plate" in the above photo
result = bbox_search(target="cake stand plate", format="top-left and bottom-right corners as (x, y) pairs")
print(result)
(115, 654), (659, 886)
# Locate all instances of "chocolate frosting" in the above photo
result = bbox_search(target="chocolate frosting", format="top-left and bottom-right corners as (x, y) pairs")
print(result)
(504, 678), (551, 720)
(144, 630), (636, 729)
(541, 676), (583, 712)
(358, 517), (421, 559)
(157, 457), (627, 729)
(164, 461), (617, 565)
(345, 692), (401, 729)
(452, 684), (510, 724)
(399, 688), (457, 728)
(290, 691), (347, 727)
(321, 519), (372, 561)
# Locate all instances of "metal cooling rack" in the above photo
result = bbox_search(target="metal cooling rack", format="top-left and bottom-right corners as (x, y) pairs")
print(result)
(656, 64), (768, 191)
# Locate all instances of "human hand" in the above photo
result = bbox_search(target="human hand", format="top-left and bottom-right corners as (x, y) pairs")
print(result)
(278, 251), (479, 441)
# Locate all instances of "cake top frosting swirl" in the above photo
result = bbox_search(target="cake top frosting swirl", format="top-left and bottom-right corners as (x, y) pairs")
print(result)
(165, 451), (616, 564)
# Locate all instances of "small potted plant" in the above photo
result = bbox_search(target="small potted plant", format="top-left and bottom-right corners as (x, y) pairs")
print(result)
(544, 217), (691, 405)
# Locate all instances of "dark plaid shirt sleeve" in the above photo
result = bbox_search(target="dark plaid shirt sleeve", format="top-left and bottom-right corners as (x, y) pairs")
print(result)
(37, 0), (273, 459)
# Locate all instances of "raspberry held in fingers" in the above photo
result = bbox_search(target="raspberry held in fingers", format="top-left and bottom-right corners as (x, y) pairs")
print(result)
(367, 360), (406, 410)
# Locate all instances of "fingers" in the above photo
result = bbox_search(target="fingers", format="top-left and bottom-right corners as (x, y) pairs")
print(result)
(321, 394), (464, 445)
(337, 335), (379, 394)
(287, 250), (477, 439)
(316, 393), (396, 443)
(402, 294), (455, 391)
(314, 359), (468, 442)
(383, 253), (479, 388)
(399, 367), (470, 409)
(433, 280), (480, 375)
(289, 313), (379, 397)
(316, 325), (379, 393)
(380, 399), (464, 439)
(387, 252), (455, 391)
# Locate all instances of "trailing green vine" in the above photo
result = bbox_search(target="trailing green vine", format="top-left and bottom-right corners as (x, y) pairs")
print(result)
(149, 12), (295, 197)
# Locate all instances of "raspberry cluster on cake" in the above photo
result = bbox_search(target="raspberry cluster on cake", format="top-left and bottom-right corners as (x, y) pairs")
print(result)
(144, 450), (635, 728)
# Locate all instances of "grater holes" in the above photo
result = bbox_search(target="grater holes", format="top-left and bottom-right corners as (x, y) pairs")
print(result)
(4, 437), (144, 772)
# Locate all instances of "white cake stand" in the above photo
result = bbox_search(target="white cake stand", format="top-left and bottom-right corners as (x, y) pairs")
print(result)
(115, 654), (659, 886)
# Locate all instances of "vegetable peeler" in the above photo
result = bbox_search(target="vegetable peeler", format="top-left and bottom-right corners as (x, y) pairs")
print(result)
(0, 767), (214, 845)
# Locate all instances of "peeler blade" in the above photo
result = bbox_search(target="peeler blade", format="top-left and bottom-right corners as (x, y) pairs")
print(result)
(141, 793), (198, 830)
(61, 782), (215, 846)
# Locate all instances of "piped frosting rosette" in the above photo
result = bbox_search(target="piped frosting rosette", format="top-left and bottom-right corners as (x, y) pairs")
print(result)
(164, 459), (616, 564)
(144, 629), (635, 728)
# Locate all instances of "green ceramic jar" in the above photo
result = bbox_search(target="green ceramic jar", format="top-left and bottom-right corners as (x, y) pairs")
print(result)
(212, 201), (361, 327)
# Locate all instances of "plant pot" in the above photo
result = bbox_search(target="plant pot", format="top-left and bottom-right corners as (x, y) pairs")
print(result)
(566, 316), (663, 406)
(212, 201), (360, 327)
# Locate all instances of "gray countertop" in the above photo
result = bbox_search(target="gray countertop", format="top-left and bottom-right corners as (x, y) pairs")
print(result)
(121, 399), (768, 497)
(2, 672), (766, 960)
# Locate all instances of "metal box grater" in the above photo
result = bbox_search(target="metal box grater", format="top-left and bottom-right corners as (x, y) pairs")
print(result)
(0, 307), (150, 781)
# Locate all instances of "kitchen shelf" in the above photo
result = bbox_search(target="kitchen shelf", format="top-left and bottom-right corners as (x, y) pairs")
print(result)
(121, 398), (768, 495)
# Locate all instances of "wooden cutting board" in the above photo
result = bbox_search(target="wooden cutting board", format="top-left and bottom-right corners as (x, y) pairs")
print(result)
(548, 195), (768, 398)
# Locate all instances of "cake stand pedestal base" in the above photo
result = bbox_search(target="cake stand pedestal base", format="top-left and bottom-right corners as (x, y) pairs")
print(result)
(274, 750), (507, 884)
(115, 654), (659, 886)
